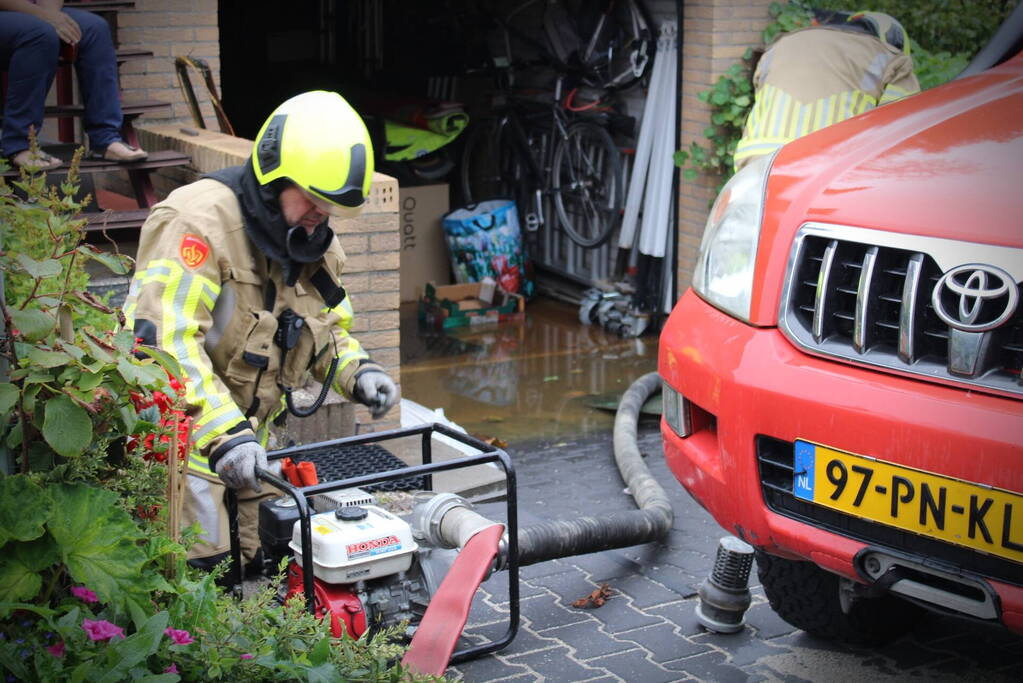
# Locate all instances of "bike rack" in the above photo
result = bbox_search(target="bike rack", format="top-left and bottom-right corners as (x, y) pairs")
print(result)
(225, 422), (520, 663)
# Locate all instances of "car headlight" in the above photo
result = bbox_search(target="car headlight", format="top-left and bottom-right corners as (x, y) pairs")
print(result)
(692, 152), (775, 322)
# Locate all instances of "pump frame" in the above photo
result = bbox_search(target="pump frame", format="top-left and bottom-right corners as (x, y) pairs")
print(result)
(225, 422), (520, 663)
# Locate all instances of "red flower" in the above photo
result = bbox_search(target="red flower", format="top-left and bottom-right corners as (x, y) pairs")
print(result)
(70, 585), (98, 604)
(46, 641), (65, 658)
(135, 504), (161, 520)
(81, 618), (124, 641)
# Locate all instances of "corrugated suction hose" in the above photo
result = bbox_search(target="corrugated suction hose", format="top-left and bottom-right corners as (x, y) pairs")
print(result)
(516, 371), (672, 566)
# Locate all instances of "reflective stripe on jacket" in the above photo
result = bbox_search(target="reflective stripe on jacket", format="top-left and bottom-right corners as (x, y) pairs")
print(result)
(124, 179), (378, 473)
(734, 27), (920, 169)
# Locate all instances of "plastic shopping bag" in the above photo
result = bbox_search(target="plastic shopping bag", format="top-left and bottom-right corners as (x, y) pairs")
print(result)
(442, 199), (534, 297)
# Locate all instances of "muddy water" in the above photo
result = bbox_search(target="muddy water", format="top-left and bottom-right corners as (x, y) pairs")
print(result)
(400, 297), (659, 444)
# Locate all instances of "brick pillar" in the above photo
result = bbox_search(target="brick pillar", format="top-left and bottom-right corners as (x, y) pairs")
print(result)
(677, 0), (773, 294)
(331, 186), (402, 433)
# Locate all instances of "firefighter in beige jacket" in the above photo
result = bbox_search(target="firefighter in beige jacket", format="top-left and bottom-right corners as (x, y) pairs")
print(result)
(124, 91), (399, 568)
(734, 10), (920, 170)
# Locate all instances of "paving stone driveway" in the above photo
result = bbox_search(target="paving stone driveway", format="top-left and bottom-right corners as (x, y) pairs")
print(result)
(447, 426), (1023, 682)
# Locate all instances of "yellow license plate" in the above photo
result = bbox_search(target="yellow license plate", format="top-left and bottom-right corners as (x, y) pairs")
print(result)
(793, 441), (1023, 566)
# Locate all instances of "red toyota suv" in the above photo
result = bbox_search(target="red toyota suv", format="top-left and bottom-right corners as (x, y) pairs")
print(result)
(659, 45), (1023, 641)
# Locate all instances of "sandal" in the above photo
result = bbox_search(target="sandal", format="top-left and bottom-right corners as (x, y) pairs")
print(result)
(11, 149), (62, 171)
(90, 140), (148, 163)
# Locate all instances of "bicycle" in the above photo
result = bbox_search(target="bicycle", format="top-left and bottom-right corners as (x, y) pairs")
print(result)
(459, 0), (653, 249)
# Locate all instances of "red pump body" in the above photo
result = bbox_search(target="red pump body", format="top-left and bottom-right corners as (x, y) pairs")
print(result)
(286, 561), (367, 638)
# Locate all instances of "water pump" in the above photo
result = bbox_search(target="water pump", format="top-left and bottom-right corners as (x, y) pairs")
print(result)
(259, 487), (472, 638)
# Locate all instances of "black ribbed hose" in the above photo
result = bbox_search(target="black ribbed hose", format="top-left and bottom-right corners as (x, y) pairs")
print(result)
(516, 372), (672, 566)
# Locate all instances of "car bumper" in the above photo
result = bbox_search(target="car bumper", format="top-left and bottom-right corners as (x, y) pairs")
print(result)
(658, 289), (1023, 633)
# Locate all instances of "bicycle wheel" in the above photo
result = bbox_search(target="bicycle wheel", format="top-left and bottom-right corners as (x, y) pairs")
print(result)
(460, 117), (520, 206)
(552, 120), (622, 248)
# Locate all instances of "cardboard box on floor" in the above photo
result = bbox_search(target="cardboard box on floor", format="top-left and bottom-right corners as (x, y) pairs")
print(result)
(419, 281), (525, 329)
(399, 184), (451, 302)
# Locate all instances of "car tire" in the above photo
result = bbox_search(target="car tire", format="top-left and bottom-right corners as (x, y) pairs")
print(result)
(755, 550), (923, 645)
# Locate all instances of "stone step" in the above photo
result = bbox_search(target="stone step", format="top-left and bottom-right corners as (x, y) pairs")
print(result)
(44, 100), (171, 119)
(64, 1), (135, 10)
(116, 48), (152, 63)
(84, 208), (150, 233)
(1, 149), (191, 177)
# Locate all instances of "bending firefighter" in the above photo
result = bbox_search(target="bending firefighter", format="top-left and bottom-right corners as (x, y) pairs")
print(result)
(124, 91), (399, 570)
(733, 10), (920, 170)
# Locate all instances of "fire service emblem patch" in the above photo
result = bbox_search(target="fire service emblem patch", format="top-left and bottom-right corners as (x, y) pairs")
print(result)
(180, 234), (210, 269)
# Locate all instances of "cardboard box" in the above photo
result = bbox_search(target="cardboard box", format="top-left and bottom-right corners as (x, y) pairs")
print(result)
(399, 184), (451, 302)
(419, 282), (525, 330)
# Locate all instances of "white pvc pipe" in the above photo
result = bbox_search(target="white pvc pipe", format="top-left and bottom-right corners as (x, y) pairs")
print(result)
(639, 24), (678, 258)
(618, 26), (669, 250)
(652, 36), (678, 258)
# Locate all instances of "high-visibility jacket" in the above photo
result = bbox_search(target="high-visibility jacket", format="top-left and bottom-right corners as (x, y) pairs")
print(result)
(733, 26), (920, 169)
(124, 178), (379, 476)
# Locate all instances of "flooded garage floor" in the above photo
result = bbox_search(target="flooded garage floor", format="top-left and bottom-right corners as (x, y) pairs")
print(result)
(399, 296), (660, 444)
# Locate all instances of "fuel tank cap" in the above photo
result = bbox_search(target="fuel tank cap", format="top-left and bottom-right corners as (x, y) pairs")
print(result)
(335, 505), (369, 522)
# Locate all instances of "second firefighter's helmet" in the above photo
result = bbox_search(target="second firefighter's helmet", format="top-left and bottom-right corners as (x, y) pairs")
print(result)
(848, 11), (911, 55)
(252, 90), (374, 218)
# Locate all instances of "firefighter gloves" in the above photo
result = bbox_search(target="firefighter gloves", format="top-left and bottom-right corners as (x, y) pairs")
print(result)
(354, 369), (399, 418)
(215, 441), (269, 493)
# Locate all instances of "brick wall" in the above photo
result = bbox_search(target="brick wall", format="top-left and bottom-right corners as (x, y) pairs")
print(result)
(677, 0), (773, 293)
(115, 0), (221, 126)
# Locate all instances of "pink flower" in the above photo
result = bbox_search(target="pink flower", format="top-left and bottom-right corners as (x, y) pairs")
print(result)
(164, 628), (193, 645)
(70, 586), (98, 604)
(81, 618), (125, 641)
(165, 664), (179, 674)
(46, 641), (65, 658)
(239, 653), (253, 660)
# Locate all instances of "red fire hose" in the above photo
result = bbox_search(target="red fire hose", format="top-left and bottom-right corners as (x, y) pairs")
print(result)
(401, 524), (505, 677)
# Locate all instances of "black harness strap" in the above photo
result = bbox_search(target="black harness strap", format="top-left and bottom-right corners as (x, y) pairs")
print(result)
(309, 267), (347, 308)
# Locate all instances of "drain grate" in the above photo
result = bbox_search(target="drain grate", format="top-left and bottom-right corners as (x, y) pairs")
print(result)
(292, 443), (426, 492)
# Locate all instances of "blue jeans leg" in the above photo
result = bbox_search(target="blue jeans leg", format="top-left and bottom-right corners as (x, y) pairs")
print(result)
(64, 8), (124, 151)
(0, 11), (60, 158)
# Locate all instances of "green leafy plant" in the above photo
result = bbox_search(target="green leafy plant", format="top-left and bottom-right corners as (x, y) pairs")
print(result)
(0, 563), (414, 681)
(0, 146), (424, 681)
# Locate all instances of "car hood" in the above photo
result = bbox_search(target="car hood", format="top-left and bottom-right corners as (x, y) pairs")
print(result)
(752, 55), (1023, 322)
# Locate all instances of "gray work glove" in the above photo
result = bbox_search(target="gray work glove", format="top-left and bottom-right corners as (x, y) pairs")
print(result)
(214, 441), (268, 493)
(354, 370), (399, 419)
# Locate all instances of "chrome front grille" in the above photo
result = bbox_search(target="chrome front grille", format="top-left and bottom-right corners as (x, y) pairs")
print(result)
(779, 224), (1023, 397)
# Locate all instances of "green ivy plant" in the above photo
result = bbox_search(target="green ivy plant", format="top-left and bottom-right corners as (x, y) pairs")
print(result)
(674, 1), (814, 188)
(0, 146), (421, 681)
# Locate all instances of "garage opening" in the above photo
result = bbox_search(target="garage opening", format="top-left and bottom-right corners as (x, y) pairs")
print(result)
(218, 0), (679, 439)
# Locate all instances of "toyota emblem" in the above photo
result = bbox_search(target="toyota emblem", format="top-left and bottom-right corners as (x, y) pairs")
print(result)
(932, 264), (1019, 333)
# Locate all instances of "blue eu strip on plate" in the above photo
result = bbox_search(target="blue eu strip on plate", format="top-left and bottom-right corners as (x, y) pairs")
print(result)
(793, 440), (816, 501)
